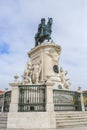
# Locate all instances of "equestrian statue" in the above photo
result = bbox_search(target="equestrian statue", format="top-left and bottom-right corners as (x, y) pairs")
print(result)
(35, 18), (53, 46)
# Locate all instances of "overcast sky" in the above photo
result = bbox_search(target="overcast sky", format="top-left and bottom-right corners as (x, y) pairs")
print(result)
(0, 0), (87, 91)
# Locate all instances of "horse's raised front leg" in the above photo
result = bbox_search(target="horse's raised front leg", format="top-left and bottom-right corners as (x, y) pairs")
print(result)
(47, 36), (51, 42)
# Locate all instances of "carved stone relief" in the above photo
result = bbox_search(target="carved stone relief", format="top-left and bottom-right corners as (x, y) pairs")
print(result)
(22, 60), (42, 85)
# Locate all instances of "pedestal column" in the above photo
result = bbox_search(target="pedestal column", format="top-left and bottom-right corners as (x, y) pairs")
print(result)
(80, 92), (85, 111)
(46, 80), (54, 112)
(9, 82), (20, 112)
(28, 42), (61, 82)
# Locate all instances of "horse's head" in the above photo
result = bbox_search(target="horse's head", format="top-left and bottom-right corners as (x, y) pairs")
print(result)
(48, 18), (53, 25)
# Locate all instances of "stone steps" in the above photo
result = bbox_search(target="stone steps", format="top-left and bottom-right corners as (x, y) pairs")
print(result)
(56, 111), (87, 128)
(56, 115), (87, 119)
(0, 113), (8, 130)
(56, 118), (87, 122)
(56, 122), (87, 128)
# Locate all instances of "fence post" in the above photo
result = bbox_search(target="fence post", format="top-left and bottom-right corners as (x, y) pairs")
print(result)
(80, 92), (85, 111)
(45, 80), (54, 112)
(9, 82), (20, 112)
(77, 88), (85, 111)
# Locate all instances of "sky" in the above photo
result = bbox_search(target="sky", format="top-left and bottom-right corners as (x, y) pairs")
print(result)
(0, 0), (87, 91)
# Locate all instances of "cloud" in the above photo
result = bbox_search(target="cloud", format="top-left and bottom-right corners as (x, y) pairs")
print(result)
(0, 0), (87, 90)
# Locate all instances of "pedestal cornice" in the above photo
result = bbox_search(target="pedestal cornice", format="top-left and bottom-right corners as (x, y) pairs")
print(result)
(9, 82), (21, 87)
(28, 42), (61, 57)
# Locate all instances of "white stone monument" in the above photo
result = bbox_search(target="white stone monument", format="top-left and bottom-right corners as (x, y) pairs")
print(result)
(7, 18), (71, 130)
(21, 42), (71, 90)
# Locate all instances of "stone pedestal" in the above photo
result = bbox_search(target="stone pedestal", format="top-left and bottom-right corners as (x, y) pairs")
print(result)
(8, 81), (56, 129)
(8, 42), (72, 129)
(46, 80), (54, 112)
(28, 42), (61, 83)
(9, 82), (20, 112)
(81, 92), (85, 111)
(7, 112), (56, 129)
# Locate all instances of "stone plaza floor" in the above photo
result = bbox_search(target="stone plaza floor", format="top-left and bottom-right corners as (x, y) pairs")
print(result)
(14, 126), (87, 130)
(31, 127), (87, 130)
(53, 126), (87, 130)
(30, 127), (87, 130)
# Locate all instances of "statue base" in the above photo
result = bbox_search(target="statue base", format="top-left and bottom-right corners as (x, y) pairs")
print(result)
(28, 42), (61, 83)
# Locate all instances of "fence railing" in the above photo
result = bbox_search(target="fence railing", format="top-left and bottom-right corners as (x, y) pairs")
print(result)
(0, 86), (87, 112)
(4, 91), (11, 112)
(53, 89), (81, 111)
(0, 94), (3, 112)
(18, 85), (46, 112)
(0, 91), (11, 112)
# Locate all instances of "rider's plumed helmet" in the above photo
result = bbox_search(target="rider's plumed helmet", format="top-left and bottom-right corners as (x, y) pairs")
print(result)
(41, 18), (45, 22)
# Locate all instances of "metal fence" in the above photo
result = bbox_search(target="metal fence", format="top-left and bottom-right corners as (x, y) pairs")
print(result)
(53, 89), (81, 111)
(1, 87), (87, 112)
(0, 94), (3, 112)
(4, 91), (11, 112)
(18, 85), (46, 112)
(0, 91), (11, 112)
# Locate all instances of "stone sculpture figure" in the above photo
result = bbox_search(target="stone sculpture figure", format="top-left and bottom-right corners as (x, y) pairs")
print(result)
(22, 60), (42, 84)
(22, 61), (33, 84)
(47, 48), (61, 64)
(33, 61), (41, 84)
(22, 75), (29, 85)
(59, 67), (71, 89)
(35, 18), (53, 46)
